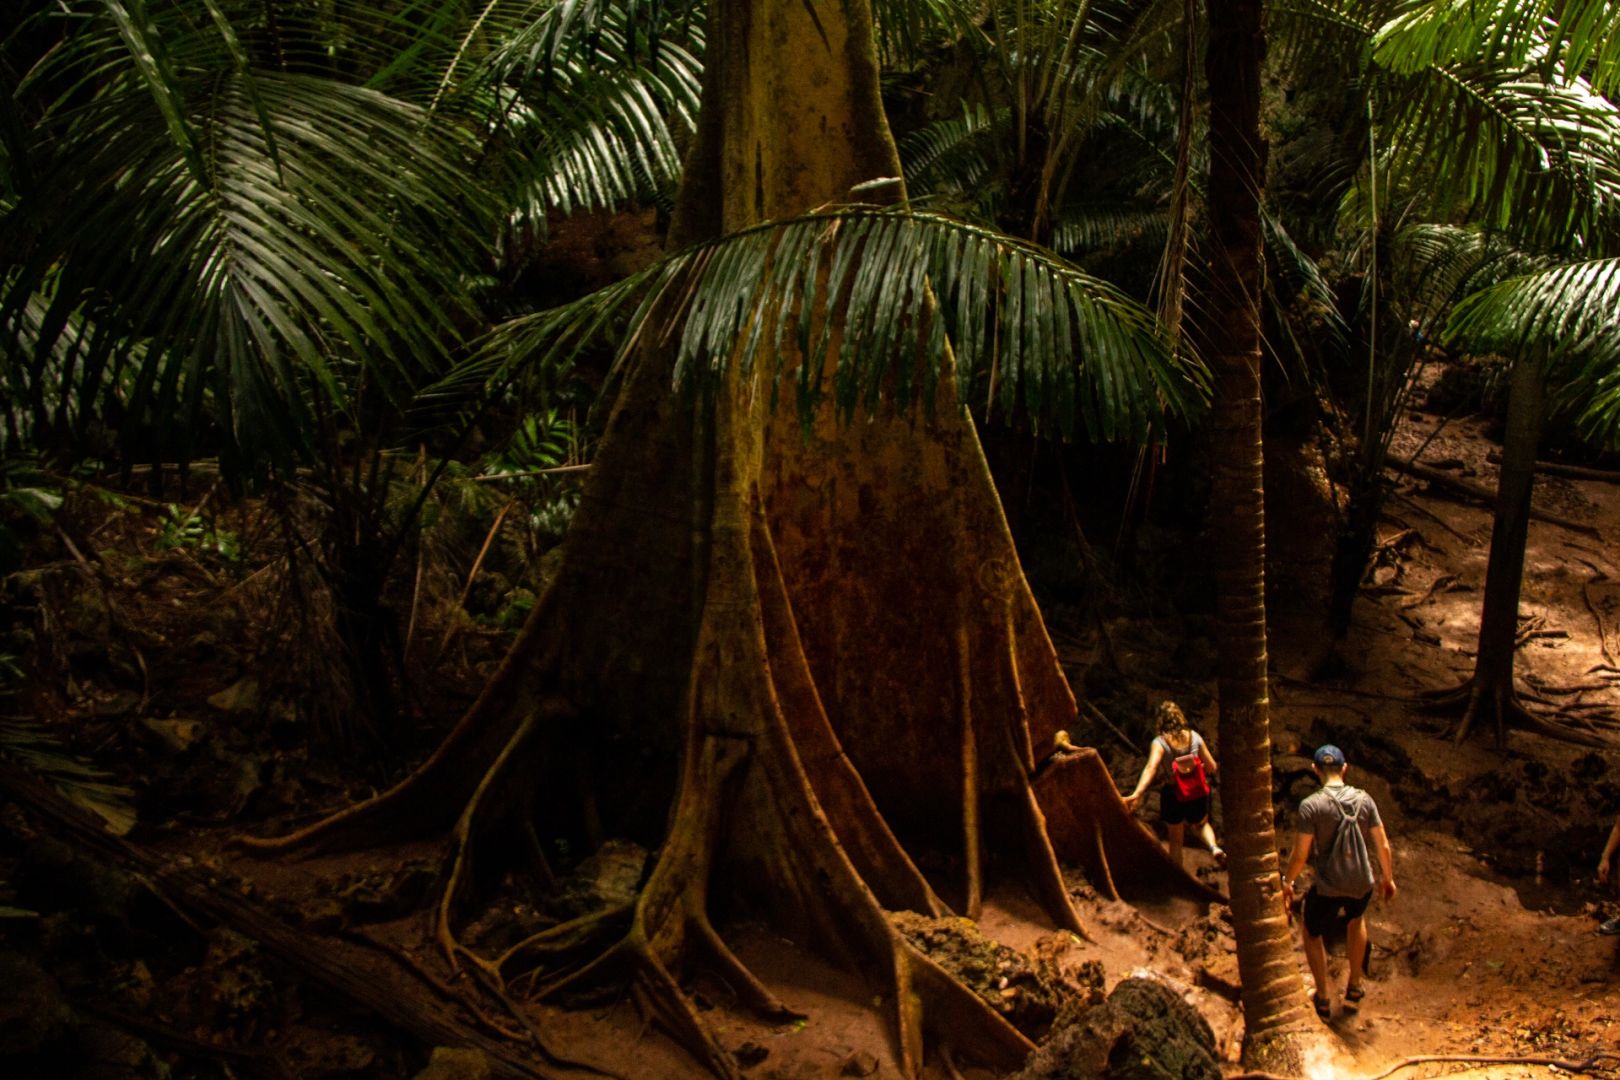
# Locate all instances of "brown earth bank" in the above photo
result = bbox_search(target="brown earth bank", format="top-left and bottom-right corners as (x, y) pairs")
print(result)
(4, 382), (1620, 1080)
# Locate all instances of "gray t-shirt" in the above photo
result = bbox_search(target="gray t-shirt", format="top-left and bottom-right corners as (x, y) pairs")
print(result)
(1298, 784), (1382, 897)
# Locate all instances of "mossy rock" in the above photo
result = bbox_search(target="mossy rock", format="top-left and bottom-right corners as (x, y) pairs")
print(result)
(890, 912), (1074, 1039)
(1015, 976), (1220, 1080)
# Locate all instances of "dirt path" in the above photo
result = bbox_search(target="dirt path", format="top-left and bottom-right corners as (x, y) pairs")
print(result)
(206, 400), (1620, 1079)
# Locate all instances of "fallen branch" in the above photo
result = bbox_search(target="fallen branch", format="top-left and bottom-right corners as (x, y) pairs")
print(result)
(1487, 450), (1620, 485)
(1516, 628), (1569, 647)
(1396, 612), (1441, 646)
(1385, 457), (1601, 537)
(473, 464), (592, 482)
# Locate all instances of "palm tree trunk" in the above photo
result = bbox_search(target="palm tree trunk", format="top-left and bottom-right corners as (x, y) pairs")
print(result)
(1460, 355), (1544, 746)
(1204, 0), (1312, 1064)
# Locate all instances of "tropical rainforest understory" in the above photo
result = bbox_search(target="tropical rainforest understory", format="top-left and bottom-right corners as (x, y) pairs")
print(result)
(6, 0), (1620, 1078)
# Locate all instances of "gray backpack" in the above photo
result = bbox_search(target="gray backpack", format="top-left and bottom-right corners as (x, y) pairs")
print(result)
(1321, 788), (1376, 896)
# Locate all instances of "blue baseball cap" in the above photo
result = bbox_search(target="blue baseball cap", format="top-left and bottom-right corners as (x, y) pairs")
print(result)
(1313, 744), (1346, 767)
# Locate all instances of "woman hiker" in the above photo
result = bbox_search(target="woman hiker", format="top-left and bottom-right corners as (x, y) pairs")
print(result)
(1123, 701), (1224, 869)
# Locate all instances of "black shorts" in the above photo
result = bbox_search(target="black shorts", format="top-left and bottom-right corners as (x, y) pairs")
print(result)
(1159, 782), (1209, 825)
(1303, 886), (1371, 938)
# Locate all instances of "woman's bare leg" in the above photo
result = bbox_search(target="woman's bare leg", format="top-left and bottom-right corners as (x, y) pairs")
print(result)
(1166, 821), (1186, 867)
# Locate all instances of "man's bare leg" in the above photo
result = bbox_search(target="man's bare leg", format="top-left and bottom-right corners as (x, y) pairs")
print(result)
(1345, 914), (1369, 1005)
(1303, 928), (1330, 1007)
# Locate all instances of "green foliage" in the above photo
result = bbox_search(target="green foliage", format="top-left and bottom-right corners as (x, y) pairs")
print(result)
(1445, 257), (1620, 445)
(156, 504), (240, 561)
(462, 2), (703, 223)
(1372, 0), (1620, 98)
(457, 208), (1208, 443)
(0, 458), (63, 573)
(1, 1), (497, 475)
(485, 409), (580, 474)
(480, 409), (582, 544)
(1277, 0), (1620, 255)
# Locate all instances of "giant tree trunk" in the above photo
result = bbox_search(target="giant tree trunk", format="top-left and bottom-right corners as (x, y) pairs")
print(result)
(247, 1), (1207, 1075)
(1204, 0), (1313, 1065)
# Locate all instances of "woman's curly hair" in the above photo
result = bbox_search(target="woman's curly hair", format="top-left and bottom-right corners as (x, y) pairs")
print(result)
(1154, 700), (1187, 735)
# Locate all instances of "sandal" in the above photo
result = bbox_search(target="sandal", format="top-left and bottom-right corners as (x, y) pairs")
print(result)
(1342, 985), (1365, 1013)
(1211, 847), (1227, 870)
(1312, 995), (1331, 1021)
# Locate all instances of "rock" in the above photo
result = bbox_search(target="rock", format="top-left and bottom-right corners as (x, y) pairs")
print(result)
(1013, 976), (1220, 1080)
(734, 1041), (769, 1068)
(413, 1046), (493, 1080)
(840, 1049), (880, 1076)
(338, 861), (436, 923)
(547, 840), (649, 920)
(207, 677), (261, 714)
(890, 913), (1071, 1039)
(141, 718), (206, 752)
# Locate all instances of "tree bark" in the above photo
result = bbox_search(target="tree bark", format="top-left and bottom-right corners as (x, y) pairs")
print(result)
(1460, 356), (1544, 746)
(1204, 0), (1313, 1064)
(246, 2), (1212, 1075)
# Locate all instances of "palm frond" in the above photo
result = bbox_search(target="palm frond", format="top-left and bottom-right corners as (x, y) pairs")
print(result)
(1264, 209), (1350, 347)
(1373, 62), (1620, 251)
(1051, 204), (1169, 255)
(901, 104), (1004, 196)
(442, 209), (1207, 443)
(1373, 0), (1620, 98)
(1445, 258), (1620, 444)
(1391, 223), (1536, 327)
(492, 30), (702, 218)
(0, 720), (136, 835)
(871, 0), (981, 65)
(3, 66), (492, 471)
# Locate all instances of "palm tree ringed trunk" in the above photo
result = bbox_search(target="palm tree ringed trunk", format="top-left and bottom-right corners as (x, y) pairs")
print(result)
(1204, 0), (1313, 1063)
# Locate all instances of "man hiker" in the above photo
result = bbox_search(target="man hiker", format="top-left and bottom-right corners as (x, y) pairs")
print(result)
(1280, 744), (1396, 1020)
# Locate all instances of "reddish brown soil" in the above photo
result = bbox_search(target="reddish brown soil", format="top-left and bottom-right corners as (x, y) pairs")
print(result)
(7, 393), (1620, 1080)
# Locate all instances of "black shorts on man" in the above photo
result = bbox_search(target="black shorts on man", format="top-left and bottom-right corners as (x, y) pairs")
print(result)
(1159, 782), (1209, 825)
(1302, 886), (1371, 938)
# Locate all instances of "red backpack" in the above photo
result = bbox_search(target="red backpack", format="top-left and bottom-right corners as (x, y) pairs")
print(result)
(1171, 750), (1210, 800)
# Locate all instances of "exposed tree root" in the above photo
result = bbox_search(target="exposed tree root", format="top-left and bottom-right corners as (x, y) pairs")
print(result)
(1421, 677), (1613, 748)
(0, 762), (583, 1080)
(1033, 748), (1223, 905)
(1359, 1051), (1620, 1080)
